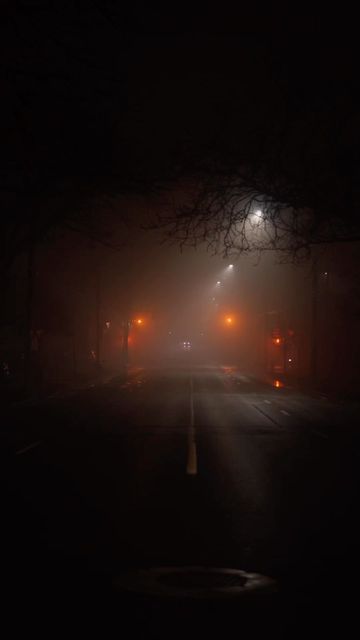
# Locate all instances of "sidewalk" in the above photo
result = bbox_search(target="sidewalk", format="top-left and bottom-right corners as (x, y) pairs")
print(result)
(248, 367), (359, 403)
(2, 365), (143, 409)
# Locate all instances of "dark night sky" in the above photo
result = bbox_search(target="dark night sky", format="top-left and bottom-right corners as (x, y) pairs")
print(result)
(1, 3), (360, 398)
(3, 4), (359, 202)
(2, 4), (360, 317)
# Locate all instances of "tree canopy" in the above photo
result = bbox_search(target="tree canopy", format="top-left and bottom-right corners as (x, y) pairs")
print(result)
(2, 4), (359, 269)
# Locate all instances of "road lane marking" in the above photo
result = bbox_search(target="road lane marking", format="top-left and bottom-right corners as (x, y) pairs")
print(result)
(252, 405), (281, 427)
(187, 376), (197, 475)
(280, 410), (290, 416)
(190, 376), (195, 428)
(16, 440), (42, 456)
(187, 440), (197, 475)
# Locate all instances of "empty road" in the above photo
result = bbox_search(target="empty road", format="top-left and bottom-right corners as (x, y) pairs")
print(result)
(2, 364), (360, 636)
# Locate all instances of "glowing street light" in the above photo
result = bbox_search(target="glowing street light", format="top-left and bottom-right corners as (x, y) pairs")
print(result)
(251, 209), (263, 225)
(135, 318), (143, 326)
(224, 315), (235, 326)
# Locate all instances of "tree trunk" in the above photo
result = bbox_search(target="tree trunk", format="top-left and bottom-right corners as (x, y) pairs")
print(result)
(311, 258), (318, 383)
(72, 333), (77, 382)
(95, 264), (101, 373)
(24, 243), (34, 391)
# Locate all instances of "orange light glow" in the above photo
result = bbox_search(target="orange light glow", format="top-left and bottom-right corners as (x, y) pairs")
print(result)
(273, 337), (281, 345)
(135, 318), (143, 325)
(273, 379), (283, 388)
(226, 317), (233, 324)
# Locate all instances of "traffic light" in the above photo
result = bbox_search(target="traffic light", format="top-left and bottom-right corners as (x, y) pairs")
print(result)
(223, 314), (236, 326)
(271, 329), (282, 345)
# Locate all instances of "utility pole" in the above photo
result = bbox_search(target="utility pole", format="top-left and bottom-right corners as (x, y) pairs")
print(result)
(283, 327), (287, 375)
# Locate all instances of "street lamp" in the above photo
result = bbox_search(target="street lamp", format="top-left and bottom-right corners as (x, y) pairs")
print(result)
(251, 209), (263, 226)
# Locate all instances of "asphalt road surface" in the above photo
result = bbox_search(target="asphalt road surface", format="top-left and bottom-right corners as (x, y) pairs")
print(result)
(2, 364), (360, 636)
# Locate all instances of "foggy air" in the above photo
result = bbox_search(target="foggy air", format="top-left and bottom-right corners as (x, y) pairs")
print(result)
(2, 7), (360, 638)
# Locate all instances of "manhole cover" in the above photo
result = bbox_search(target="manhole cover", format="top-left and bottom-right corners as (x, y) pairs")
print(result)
(115, 567), (276, 599)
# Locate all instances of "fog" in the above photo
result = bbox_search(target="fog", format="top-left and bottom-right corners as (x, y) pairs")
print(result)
(4, 213), (356, 398)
